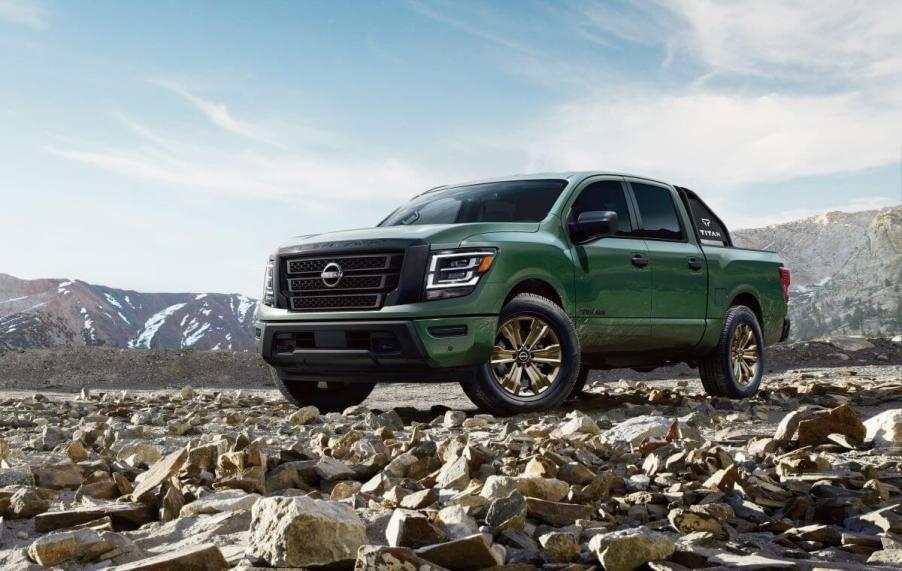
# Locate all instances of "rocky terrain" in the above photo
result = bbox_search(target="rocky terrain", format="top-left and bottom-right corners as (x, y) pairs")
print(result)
(0, 274), (256, 352)
(733, 205), (901, 340)
(0, 338), (899, 570)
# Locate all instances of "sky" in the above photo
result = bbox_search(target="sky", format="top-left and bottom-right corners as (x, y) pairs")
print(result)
(1, 0), (900, 297)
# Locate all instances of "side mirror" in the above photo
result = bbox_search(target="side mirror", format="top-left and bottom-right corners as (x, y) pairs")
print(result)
(570, 210), (618, 243)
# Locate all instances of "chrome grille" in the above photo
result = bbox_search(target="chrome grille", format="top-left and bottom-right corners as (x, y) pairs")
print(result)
(283, 252), (403, 311)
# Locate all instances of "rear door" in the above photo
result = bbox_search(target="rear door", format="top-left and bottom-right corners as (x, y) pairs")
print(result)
(567, 177), (652, 352)
(624, 179), (707, 350)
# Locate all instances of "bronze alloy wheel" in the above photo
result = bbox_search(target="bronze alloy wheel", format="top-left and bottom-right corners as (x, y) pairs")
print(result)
(490, 316), (562, 397)
(731, 322), (759, 386)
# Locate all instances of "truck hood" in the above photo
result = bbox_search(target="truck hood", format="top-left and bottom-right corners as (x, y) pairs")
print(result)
(278, 222), (540, 251)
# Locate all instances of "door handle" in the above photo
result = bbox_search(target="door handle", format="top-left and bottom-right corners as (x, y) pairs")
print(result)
(688, 257), (703, 271)
(631, 254), (649, 268)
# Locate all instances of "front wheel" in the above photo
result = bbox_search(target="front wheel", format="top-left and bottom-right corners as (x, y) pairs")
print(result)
(460, 293), (581, 416)
(271, 368), (376, 412)
(698, 305), (764, 399)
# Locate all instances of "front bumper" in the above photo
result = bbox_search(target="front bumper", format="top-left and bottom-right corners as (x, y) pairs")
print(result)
(257, 316), (496, 383)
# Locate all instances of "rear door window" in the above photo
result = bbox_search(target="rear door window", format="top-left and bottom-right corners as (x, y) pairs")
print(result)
(570, 180), (634, 235)
(630, 183), (683, 240)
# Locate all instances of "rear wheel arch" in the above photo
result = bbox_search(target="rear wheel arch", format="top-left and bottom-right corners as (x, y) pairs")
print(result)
(729, 292), (763, 328)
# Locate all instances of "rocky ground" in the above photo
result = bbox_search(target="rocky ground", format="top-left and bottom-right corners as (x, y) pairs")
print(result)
(0, 338), (900, 570)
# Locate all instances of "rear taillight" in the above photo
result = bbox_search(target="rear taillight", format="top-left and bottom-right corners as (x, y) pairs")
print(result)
(779, 267), (791, 303)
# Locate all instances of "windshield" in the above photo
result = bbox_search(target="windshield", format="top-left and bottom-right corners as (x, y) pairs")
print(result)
(380, 179), (568, 226)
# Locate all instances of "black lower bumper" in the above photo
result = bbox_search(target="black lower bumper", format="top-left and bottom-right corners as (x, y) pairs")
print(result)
(779, 318), (791, 342)
(258, 321), (479, 383)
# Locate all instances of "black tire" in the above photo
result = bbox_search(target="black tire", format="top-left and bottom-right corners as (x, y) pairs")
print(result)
(460, 293), (581, 416)
(567, 366), (591, 400)
(270, 368), (376, 413)
(699, 305), (764, 399)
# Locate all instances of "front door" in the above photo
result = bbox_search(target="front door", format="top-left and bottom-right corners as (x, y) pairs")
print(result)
(568, 178), (652, 352)
(626, 180), (708, 350)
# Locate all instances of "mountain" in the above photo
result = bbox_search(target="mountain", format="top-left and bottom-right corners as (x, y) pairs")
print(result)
(0, 274), (257, 352)
(733, 205), (901, 340)
(1, 206), (898, 352)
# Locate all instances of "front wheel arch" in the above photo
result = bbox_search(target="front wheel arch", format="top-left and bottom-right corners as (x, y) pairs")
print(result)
(503, 279), (566, 312)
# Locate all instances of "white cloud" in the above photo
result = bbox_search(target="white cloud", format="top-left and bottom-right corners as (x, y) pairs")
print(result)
(666, 0), (902, 80)
(0, 0), (48, 28)
(151, 80), (279, 145)
(47, 108), (438, 213)
(522, 89), (902, 191)
(582, 0), (902, 82)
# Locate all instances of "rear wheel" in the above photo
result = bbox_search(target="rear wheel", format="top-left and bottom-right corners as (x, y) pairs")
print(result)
(460, 294), (580, 416)
(699, 305), (764, 399)
(270, 368), (376, 412)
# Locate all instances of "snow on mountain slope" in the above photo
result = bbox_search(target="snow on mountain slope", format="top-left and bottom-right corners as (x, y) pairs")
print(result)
(0, 274), (257, 351)
(1, 205), (897, 351)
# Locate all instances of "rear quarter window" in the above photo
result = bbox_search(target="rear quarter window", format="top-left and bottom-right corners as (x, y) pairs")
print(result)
(688, 197), (729, 246)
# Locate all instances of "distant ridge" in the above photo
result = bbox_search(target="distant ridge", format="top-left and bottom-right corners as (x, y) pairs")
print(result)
(0, 274), (256, 351)
(2, 205), (898, 351)
(733, 206), (901, 340)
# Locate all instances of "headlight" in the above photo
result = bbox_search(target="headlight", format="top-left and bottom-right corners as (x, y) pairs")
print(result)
(425, 249), (496, 300)
(261, 259), (274, 306)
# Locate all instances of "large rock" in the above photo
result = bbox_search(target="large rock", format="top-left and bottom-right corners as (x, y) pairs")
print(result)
(35, 502), (154, 533)
(437, 505), (479, 539)
(601, 416), (672, 445)
(773, 410), (801, 445)
(287, 405), (320, 426)
(588, 527), (675, 571)
(27, 528), (108, 566)
(436, 456), (470, 490)
(668, 504), (733, 540)
(128, 509), (250, 551)
(0, 465), (35, 487)
(31, 459), (84, 489)
(109, 542), (228, 570)
(180, 490), (261, 517)
(485, 491), (526, 532)
(797, 404), (866, 448)
(354, 545), (449, 570)
(560, 411), (601, 436)
(539, 531), (580, 563)
(515, 477), (569, 502)
(525, 497), (592, 527)
(864, 409), (902, 448)
(415, 534), (503, 570)
(480, 475), (518, 500)
(131, 447), (188, 502)
(385, 509), (447, 548)
(8, 487), (50, 518)
(826, 336), (875, 352)
(246, 495), (366, 567)
(315, 457), (355, 482)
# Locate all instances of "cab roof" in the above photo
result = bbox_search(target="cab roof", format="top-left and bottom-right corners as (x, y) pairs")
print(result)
(417, 171), (674, 197)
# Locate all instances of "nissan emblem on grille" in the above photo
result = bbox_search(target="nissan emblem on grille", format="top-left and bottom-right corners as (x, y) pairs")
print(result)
(320, 262), (343, 287)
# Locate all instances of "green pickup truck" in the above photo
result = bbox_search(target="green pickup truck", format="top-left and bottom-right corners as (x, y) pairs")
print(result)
(256, 172), (790, 415)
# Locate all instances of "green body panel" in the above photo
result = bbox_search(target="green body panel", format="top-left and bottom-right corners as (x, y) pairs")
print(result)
(413, 316), (496, 366)
(699, 245), (788, 347)
(257, 171), (788, 372)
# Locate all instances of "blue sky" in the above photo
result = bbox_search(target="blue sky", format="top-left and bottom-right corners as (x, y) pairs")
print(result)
(1, 0), (900, 296)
